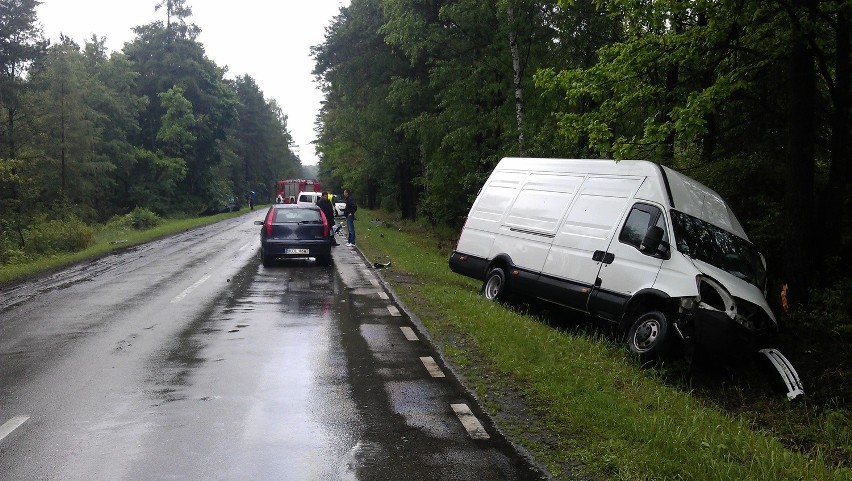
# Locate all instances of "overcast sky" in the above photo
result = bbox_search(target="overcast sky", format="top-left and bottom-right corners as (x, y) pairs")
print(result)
(35, 0), (350, 166)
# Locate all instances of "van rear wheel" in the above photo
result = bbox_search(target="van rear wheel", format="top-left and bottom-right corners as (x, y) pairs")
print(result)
(482, 268), (507, 301)
(626, 310), (670, 360)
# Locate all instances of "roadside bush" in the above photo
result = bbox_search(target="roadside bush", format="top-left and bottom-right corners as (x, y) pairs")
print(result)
(0, 241), (25, 265)
(24, 216), (93, 255)
(127, 207), (162, 229)
(106, 207), (162, 231)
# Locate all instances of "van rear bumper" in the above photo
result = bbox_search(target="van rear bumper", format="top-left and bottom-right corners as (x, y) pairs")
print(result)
(449, 251), (489, 280)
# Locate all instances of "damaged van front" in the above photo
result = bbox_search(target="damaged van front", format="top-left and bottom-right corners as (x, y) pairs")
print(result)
(657, 208), (803, 399)
(663, 209), (777, 356)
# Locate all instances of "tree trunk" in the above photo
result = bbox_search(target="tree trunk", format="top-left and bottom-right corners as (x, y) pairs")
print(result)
(824, 5), (850, 265)
(399, 157), (417, 220)
(61, 77), (67, 199)
(7, 106), (15, 160)
(367, 179), (378, 210)
(506, 2), (525, 155)
(783, 1), (817, 308)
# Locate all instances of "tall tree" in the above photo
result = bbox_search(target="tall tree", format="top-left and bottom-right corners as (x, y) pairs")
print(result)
(155, 0), (199, 40)
(782, 0), (818, 307)
(124, 4), (236, 213)
(81, 36), (146, 217)
(0, 0), (46, 248)
(157, 85), (195, 168)
(820, 2), (850, 273)
(504, 0), (526, 154)
(230, 75), (298, 199)
(0, 0), (46, 159)
(30, 38), (98, 206)
(314, 0), (416, 214)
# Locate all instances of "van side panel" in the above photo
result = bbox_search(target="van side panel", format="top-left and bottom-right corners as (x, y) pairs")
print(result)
(503, 174), (583, 232)
(488, 174), (584, 276)
(538, 176), (644, 310)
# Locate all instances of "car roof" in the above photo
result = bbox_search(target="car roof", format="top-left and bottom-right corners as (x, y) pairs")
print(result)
(273, 203), (319, 209)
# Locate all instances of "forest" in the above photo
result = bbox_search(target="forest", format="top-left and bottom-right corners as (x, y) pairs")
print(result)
(313, 0), (851, 334)
(0, 0), (301, 263)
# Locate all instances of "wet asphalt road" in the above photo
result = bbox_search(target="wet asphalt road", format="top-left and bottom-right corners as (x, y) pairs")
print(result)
(0, 210), (546, 480)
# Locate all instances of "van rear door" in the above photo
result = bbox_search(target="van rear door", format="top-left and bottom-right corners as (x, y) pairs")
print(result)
(456, 171), (526, 258)
(539, 176), (643, 312)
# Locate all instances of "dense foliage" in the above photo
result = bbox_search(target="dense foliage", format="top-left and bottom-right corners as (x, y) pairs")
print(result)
(0, 0), (300, 260)
(313, 0), (850, 315)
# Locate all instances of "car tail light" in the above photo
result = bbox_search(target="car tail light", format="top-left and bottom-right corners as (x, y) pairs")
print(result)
(321, 211), (330, 237)
(264, 208), (275, 236)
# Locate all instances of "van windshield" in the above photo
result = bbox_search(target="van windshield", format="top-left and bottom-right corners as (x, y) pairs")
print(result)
(670, 210), (766, 289)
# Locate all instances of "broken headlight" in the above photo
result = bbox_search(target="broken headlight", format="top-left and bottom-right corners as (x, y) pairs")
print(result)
(696, 275), (736, 320)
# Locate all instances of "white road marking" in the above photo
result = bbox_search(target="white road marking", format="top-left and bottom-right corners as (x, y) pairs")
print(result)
(387, 305), (401, 317)
(451, 404), (490, 440)
(420, 356), (445, 378)
(369, 279), (380, 287)
(377, 291), (389, 300)
(0, 416), (29, 442)
(238, 242), (253, 251)
(400, 326), (418, 341)
(170, 274), (212, 303)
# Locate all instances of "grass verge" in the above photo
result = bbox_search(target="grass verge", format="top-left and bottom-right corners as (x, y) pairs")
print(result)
(0, 207), (257, 285)
(354, 210), (850, 481)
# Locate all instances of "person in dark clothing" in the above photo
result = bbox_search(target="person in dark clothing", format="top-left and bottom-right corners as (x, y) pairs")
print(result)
(316, 192), (338, 246)
(343, 189), (357, 247)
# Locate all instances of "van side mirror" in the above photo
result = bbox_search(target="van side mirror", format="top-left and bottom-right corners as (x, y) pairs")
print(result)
(640, 226), (669, 257)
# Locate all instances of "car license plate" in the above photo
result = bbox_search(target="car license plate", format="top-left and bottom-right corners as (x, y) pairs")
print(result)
(285, 248), (309, 254)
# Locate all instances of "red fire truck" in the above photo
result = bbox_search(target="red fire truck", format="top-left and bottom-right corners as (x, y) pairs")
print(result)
(276, 179), (322, 204)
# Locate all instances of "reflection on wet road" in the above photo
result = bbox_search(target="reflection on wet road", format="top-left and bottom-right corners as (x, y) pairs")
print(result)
(0, 211), (545, 480)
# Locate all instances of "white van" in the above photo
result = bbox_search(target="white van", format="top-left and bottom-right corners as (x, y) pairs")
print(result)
(450, 158), (779, 360)
(297, 191), (323, 207)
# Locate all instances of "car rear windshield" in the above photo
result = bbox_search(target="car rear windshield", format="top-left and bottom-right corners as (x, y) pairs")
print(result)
(273, 208), (321, 223)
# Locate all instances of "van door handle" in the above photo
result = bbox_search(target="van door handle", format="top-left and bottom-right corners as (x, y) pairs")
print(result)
(593, 251), (615, 264)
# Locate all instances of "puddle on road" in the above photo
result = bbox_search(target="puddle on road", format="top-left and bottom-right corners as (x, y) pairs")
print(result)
(338, 441), (390, 479)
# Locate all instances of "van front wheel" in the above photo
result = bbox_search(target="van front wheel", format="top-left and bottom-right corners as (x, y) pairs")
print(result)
(482, 268), (507, 301)
(626, 310), (670, 359)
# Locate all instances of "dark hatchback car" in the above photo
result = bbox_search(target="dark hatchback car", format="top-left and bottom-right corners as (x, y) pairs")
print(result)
(254, 204), (333, 267)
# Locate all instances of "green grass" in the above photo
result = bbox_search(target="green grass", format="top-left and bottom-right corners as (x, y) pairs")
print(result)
(0, 207), (256, 285)
(355, 210), (850, 481)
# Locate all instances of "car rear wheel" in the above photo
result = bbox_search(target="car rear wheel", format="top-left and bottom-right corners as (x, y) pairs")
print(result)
(482, 267), (507, 301)
(261, 248), (274, 267)
(316, 254), (332, 266)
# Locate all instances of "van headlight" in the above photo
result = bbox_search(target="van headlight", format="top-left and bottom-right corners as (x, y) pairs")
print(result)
(679, 297), (698, 311)
(696, 275), (736, 320)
